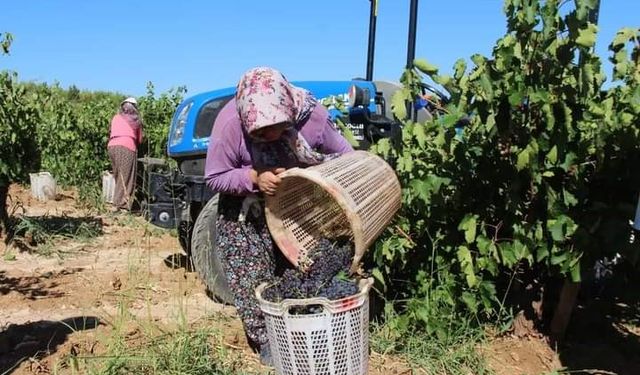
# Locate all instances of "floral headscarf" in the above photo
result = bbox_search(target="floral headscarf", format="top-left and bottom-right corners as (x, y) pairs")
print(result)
(235, 67), (340, 167)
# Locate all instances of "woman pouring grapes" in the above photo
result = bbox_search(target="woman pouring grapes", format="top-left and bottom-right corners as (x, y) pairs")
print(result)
(204, 66), (354, 365)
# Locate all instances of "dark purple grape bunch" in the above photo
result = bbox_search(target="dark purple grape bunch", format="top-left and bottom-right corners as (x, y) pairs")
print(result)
(262, 238), (359, 310)
(306, 238), (353, 282)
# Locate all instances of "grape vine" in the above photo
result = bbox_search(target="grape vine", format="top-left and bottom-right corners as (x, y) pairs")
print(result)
(370, 0), (640, 330)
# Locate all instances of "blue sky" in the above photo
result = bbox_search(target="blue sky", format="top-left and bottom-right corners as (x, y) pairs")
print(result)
(0, 1), (637, 97)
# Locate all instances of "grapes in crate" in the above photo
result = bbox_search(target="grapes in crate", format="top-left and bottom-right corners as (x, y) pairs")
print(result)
(263, 238), (359, 311)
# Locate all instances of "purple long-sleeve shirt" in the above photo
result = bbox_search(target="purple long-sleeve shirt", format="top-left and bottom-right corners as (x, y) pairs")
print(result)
(204, 99), (353, 196)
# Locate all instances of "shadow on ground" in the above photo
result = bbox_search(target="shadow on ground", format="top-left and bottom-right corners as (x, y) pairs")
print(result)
(13, 215), (104, 239)
(7, 215), (104, 250)
(163, 252), (194, 272)
(0, 269), (84, 299)
(0, 316), (102, 374)
(558, 269), (640, 374)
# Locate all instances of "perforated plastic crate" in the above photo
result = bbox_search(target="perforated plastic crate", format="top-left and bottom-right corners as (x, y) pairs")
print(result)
(265, 150), (401, 273)
(256, 278), (373, 375)
(102, 171), (115, 204)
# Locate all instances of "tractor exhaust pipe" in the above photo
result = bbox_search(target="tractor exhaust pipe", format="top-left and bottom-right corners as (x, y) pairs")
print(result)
(366, 0), (378, 81)
(406, 0), (419, 69)
(404, 0), (419, 120)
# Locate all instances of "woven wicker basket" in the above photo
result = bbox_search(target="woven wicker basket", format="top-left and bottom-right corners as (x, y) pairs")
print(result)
(265, 150), (401, 273)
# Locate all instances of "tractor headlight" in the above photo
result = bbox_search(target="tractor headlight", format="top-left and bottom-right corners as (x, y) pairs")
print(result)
(348, 84), (370, 108)
(169, 101), (194, 147)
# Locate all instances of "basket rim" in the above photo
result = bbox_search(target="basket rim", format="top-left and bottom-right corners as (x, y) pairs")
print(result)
(255, 277), (373, 315)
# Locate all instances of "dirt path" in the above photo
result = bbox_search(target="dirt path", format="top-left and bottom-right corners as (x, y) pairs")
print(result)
(0, 185), (564, 375)
(1, 186), (240, 373)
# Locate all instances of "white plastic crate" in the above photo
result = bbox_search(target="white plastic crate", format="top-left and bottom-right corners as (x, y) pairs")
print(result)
(102, 171), (115, 204)
(29, 172), (57, 201)
(255, 278), (373, 375)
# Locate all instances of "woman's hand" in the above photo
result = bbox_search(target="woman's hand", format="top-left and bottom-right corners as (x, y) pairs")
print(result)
(252, 168), (285, 195)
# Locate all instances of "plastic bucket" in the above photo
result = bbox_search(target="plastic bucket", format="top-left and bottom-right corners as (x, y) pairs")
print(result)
(102, 171), (116, 204)
(29, 172), (57, 201)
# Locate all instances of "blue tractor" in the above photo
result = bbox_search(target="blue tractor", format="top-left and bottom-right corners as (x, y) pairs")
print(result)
(142, 0), (441, 302)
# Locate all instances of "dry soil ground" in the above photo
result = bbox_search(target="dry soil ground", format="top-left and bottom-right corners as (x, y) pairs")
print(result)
(2, 184), (637, 375)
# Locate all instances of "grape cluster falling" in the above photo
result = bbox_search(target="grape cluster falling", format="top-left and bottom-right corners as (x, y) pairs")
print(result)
(263, 238), (359, 307)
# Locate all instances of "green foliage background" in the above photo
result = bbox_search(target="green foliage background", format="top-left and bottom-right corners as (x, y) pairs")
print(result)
(0, 74), (185, 193)
(370, 0), (640, 333)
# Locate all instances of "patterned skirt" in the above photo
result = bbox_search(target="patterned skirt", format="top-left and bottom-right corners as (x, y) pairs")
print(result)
(215, 195), (276, 348)
(108, 145), (137, 210)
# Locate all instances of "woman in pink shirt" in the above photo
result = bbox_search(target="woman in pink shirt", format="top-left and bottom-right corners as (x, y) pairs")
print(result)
(107, 97), (143, 211)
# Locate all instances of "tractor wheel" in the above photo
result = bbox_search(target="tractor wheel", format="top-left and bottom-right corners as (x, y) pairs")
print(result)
(190, 194), (234, 304)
